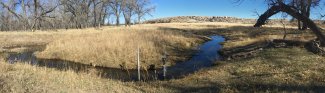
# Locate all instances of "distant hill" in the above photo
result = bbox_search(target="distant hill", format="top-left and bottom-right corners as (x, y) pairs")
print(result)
(144, 16), (325, 26)
(144, 16), (257, 24)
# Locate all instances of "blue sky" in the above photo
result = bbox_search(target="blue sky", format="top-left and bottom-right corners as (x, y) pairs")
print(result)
(147, 0), (325, 20)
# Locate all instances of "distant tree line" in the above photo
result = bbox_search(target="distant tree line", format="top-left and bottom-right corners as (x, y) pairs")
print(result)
(0, 0), (155, 31)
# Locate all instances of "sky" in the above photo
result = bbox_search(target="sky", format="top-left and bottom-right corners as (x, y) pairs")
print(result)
(146, 0), (325, 20)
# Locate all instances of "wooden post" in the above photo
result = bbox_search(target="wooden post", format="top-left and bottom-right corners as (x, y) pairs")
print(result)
(163, 60), (166, 80)
(137, 47), (141, 81)
(162, 51), (168, 80)
(154, 69), (157, 80)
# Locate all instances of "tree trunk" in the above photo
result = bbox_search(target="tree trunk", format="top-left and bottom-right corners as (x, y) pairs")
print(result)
(137, 16), (141, 24)
(21, 0), (28, 31)
(254, 2), (325, 46)
(298, 20), (302, 30)
(124, 13), (128, 26)
(103, 13), (108, 25)
(92, 0), (97, 27)
(116, 14), (120, 26)
(302, 0), (312, 30)
(300, 0), (306, 30)
(33, 0), (39, 31)
(98, 2), (105, 28)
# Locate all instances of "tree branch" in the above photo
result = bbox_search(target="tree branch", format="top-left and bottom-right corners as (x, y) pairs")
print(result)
(254, 2), (325, 46)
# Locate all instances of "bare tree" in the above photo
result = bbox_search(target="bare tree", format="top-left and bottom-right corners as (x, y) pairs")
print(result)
(30, 0), (58, 31)
(109, 0), (122, 26)
(134, 0), (155, 24)
(21, 0), (29, 30)
(91, 0), (105, 27)
(254, 1), (325, 46)
(121, 0), (135, 26)
(0, 0), (25, 30)
(97, 0), (110, 27)
(0, 0), (154, 31)
(61, 0), (92, 29)
(290, 0), (320, 30)
(236, 0), (320, 30)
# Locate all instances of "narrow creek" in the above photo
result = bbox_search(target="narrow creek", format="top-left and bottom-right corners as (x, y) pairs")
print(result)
(165, 36), (225, 79)
(1, 35), (225, 81)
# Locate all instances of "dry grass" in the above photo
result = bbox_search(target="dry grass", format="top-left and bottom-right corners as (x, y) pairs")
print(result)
(0, 22), (318, 69)
(218, 26), (317, 49)
(135, 48), (325, 92)
(34, 25), (202, 69)
(223, 34), (315, 49)
(1, 23), (244, 69)
(1, 22), (325, 92)
(0, 31), (57, 48)
(124, 23), (325, 92)
(0, 59), (141, 93)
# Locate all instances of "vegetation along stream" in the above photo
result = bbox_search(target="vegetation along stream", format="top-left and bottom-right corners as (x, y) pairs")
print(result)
(1, 35), (225, 81)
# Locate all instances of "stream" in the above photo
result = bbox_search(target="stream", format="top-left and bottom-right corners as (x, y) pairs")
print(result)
(165, 35), (225, 79)
(1, 35), (225, 81)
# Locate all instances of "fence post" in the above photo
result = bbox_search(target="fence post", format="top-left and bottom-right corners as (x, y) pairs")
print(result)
(162, 51), (168, 80)
(137, 47), (141, 81)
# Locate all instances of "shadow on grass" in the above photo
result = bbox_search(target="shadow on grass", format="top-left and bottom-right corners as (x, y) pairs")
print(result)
(159, 81), (221, 93)
(155, 26), (323, 92)
(231, 83), (325, 92)
(157, 26), (314, 38)
(5, 51), (159, 81)
(154, 78), (325, 92)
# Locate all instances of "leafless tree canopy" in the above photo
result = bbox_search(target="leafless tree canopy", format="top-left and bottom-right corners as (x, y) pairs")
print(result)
(0, 0), (155, 31)
(253, 0), (325, 46)
(236, 0), (321, 30)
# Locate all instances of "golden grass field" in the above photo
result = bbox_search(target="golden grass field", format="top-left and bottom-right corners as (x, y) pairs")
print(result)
(0, 58), (141, 93)
(35, 27), (203, 69)
(1, 22), (325, 92)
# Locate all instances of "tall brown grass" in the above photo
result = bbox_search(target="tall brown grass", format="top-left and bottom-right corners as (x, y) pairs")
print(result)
(35, 25), (202, 69)
(0, 60), (141, 93)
